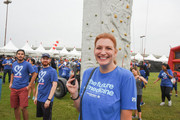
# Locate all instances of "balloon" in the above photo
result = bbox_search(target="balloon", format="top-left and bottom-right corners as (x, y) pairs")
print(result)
(54, 44), (57, 47)
(53, 47), (55, 50)
(56, 41), (59, 44)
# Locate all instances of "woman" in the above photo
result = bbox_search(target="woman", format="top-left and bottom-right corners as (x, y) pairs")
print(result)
(66, 33), (137, 120)
(131, 67), (148, 120)
(154, 63), (173, 106)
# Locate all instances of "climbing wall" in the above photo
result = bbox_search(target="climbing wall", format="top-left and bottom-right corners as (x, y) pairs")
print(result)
(81, 0), (133, 75)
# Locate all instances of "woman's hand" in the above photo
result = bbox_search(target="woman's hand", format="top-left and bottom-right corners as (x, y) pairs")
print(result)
(66, 75), (79, 97)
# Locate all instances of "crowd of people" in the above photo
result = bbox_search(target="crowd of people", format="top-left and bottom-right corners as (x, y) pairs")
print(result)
(0, 33), (179, 120)
(0, 50), (81, 120)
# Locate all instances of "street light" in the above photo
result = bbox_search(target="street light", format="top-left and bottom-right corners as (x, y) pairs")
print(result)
(3, 0), (12, 46)
(140, 35), (146, 62)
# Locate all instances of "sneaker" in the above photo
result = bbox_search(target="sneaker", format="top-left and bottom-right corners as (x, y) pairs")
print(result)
(132, 115), (138, 119)
(138, 118), (142, 120)
(32, 96), (35, 100)
(140, 102), (145, 106)
(168, 101), (172, 106)
(160, 102), (165, 106)
(175, 94), (178, 97)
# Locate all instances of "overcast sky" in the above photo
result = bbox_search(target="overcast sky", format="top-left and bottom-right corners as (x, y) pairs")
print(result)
(0, 0), (180, 56)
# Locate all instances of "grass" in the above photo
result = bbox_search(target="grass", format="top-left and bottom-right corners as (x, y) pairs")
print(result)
(0, 72), (180, 120)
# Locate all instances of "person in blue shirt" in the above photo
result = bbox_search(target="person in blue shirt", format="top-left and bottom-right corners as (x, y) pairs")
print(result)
(58, 60), (65, 77)
(0, 55), (5, 72)
(154, 63), (173, 106)
(2, 55), (13, 83)
(34, 53), (58, 120)
(28, 58), (38, 100)
(66, 33), (137, 120)
(9, 49), (36, 120)
(61, 64), (71, 80)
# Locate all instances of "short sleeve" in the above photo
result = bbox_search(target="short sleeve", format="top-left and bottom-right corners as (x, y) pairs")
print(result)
(158, 71), (162, 78)
(2, 60), (5, 64)
(28, 63), (35, 74)
(50, 69), (58, 82)
(11, 64), (14, 74)
(34, 67), (38, 73)
(120, 73), (137, 110)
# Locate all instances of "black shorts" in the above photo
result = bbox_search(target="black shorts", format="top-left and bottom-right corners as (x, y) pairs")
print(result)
(37, 101), (53, 120)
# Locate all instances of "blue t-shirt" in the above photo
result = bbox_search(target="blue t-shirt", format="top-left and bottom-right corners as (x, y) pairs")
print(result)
(32, 65), (38, 73)
(158, 69), (173, 87)
(77, 62), (81, 71)
(58, 63), (65, 76)
(2, 59), (12, 70)
(79, 67), (137, 120)
(37, 66), (58, 102)
(60, 67), (71, 79)
(11, 61), (35, 89)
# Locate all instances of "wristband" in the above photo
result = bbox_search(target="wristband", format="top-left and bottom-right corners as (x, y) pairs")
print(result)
(71, 94), (79, 101)
(47, 98), (51, 101)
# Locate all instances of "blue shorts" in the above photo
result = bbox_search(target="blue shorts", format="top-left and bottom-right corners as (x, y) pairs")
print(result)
(171, 84), (177, 91)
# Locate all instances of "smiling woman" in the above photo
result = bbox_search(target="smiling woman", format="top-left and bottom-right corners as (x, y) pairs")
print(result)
(66, 33), (137, 120)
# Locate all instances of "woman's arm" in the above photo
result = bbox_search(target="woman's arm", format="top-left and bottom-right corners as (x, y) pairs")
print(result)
(153, 78), (161, 84)
(139, 76), (148, 84)
(121, 110), (132, 120)
(66, 78), (80, 112)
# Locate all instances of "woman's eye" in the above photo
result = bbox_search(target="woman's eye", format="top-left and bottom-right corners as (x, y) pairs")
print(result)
(96, 47), (101, 49)
(107, 47), (112, 50)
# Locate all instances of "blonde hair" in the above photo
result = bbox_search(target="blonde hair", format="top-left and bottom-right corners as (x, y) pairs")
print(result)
(94, 33), (117, 64)
(131, 67), (140, 75)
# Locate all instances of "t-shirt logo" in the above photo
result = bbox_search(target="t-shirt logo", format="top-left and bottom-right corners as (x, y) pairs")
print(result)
(39, 71), (47, 83)
(14, 65), (23, 76)
(162, 72), (167, 79)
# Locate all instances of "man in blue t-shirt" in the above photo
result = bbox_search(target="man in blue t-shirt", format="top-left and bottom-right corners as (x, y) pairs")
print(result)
(58, 60), (65, 77)
(34, 53), (58, 120)
(60, 64), (71, 80)
(2, 55), (12, 83)
(9, 49), (36, 120)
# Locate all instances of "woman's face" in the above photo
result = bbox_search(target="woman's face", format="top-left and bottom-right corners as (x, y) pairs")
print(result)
(132, 69), (138, 76)
(162, 65), (166, 70)
(94, 38), (117, 67)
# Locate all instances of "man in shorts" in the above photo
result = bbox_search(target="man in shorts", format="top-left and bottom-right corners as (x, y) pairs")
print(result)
(34, 53), (58, 120)
(9, 49), (37, 120)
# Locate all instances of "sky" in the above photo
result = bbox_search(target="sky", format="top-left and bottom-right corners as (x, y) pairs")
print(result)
(0, 0), (180, 56)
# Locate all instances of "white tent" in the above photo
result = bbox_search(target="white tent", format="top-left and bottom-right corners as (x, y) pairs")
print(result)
(0, 40), (18, 55)
(69, 48), (81, 57)
(48, 48), (59, 56)
(132, 53), (144, 61)
(21, 42), (34, 54)
(59, 47), (70, 56)
(157, 55), (168, 63)
(144, 54), (157, 61)
(34, 44), (47, 54)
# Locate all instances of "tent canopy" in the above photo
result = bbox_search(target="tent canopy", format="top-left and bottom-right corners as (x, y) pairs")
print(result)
(0, 40), (18, 53)
(144, 54), (157, 61)
(21, 42), (34, 53)
(157, 55), (168, 63)
(34, 44), (47, 54)
(60, 47), (70, 56)
(132, 53), (143, 61)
